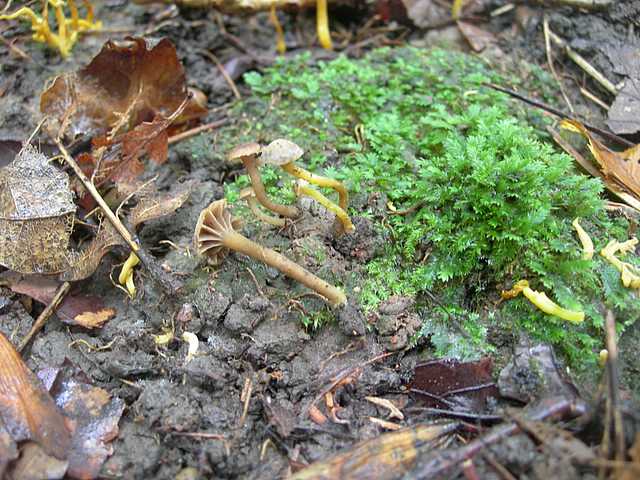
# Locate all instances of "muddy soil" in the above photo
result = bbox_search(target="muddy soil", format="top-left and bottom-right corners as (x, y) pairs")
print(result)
(1, 1), (639, 479)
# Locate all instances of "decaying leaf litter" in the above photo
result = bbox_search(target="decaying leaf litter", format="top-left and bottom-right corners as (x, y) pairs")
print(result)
(1, 0), (640, 478)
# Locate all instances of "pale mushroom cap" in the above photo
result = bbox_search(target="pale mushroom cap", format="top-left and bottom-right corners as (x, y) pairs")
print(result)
(193, 199), (242, 264)
(227, 142), (262, 163)
(259, 139), (304, 166)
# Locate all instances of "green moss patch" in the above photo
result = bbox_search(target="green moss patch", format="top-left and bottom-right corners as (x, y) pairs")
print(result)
(205, 47), (639, 366)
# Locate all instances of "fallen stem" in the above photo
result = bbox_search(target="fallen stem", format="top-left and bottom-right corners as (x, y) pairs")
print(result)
(19, 281), (70, 352)
(168, 118), (229, 145)
(485, 83), (633, 148)
(53, 137), (182, 295)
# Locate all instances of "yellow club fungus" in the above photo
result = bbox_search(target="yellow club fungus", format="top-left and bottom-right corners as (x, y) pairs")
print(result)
(600, 238), (640, 289)
(501, 280), (585, 324)
(572, 218), (594, 260)
(118, 252), (140, 298)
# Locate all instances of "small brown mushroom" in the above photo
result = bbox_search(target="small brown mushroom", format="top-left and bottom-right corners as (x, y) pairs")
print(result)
(239, 187), (285, 227)
(227, 142), (299, 219)
(194, 200), (347, 306)
(260, 139), (351, 232)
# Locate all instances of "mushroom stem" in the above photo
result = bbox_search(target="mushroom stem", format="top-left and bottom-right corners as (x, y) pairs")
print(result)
(269, 4), (286, 54)
(223, 230), (346, 306)
(244, 159), (300, 219)
(245, 195), (286, 227)
(281, 162), (348, 211)
(295, 181), (354, 233)
(316, 0), (333, 50)
(451, 0), (465, 19)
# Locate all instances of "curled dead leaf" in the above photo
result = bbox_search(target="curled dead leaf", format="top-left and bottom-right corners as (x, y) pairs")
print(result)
(560, 119), (640, 202)
(0, 332), (71, 460)
(41, 37), (199, 139)
(129, 180), (195, 227)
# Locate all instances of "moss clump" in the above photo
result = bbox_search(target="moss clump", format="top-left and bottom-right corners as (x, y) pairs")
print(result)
(214, 47), (639, 365)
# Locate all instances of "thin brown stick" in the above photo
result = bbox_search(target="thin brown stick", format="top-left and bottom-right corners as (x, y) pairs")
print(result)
(19, 281), (70, 352)
(486, 83), (633, 148)
(543, 15), (573, 113)
(0, 34), (30, 60)
(548, 29), (618, 95)
(604, 310), (626, 467)
(580, 87), (610, 110)
(53, 137), (141, 255)
(168, 118), (229, 145)
(198, 49), (241, 99)
(412, 396), (587, 479)
(168, 431), (226, 440)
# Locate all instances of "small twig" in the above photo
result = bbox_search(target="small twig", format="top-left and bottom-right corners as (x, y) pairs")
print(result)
(198, 49), (241, 99)
(238, 377), (253, 429)
(0, 33), (30, 60)
(543, 15), (573, 113)
(485, 83), (633, 148)
(167, 431), (226, 440)
(604, 310), (626, 470)
(53, 137), (182, 295)
(53, 137), (141, 255)
(404, 407), (503, 423)
(482, 451), (518, 480)
(19, 281), (70, 352)
(580, 87), (610, 111)
(548, 29), (618, 95)
(301, 351), (397, 418)
(168, 118), (229, 145)
(244, 266), (266, 298)
(412, 396), (588, 479)
(539, 0), (612, 10)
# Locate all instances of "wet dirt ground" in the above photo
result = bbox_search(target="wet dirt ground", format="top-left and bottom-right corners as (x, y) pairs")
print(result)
(1, 1), (639, 479)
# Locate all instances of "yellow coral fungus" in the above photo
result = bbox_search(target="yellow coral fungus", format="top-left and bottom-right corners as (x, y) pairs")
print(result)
(501, 280), (585, 324)
(0, 0), (101, 58)
(600, 238), (640, 289)
(572, 218), (594, 260)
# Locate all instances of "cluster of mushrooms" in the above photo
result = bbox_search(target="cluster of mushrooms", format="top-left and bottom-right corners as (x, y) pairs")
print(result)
(193, 139), (353, 307)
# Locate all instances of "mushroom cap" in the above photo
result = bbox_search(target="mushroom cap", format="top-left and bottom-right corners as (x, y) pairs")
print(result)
(259, 139), (304, 166)
(193, 199), (242, 265)
(227, 142), (262, 163)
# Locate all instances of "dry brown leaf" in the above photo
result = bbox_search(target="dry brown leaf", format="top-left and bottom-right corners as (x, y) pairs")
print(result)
(548, 126), (640, 212)
(457, 20), (496, 52)
(40, 37), (196, 139)
(73, 308), (117, 329)
(1, 272), (116, 328)
(560, 119), (640, 202)
(0, 332), (71, 460)
(289, 422), (460, 479)
(62, 222), (125, 282)
(129, 181), (194, 227)
(0, 145), (75, 275)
